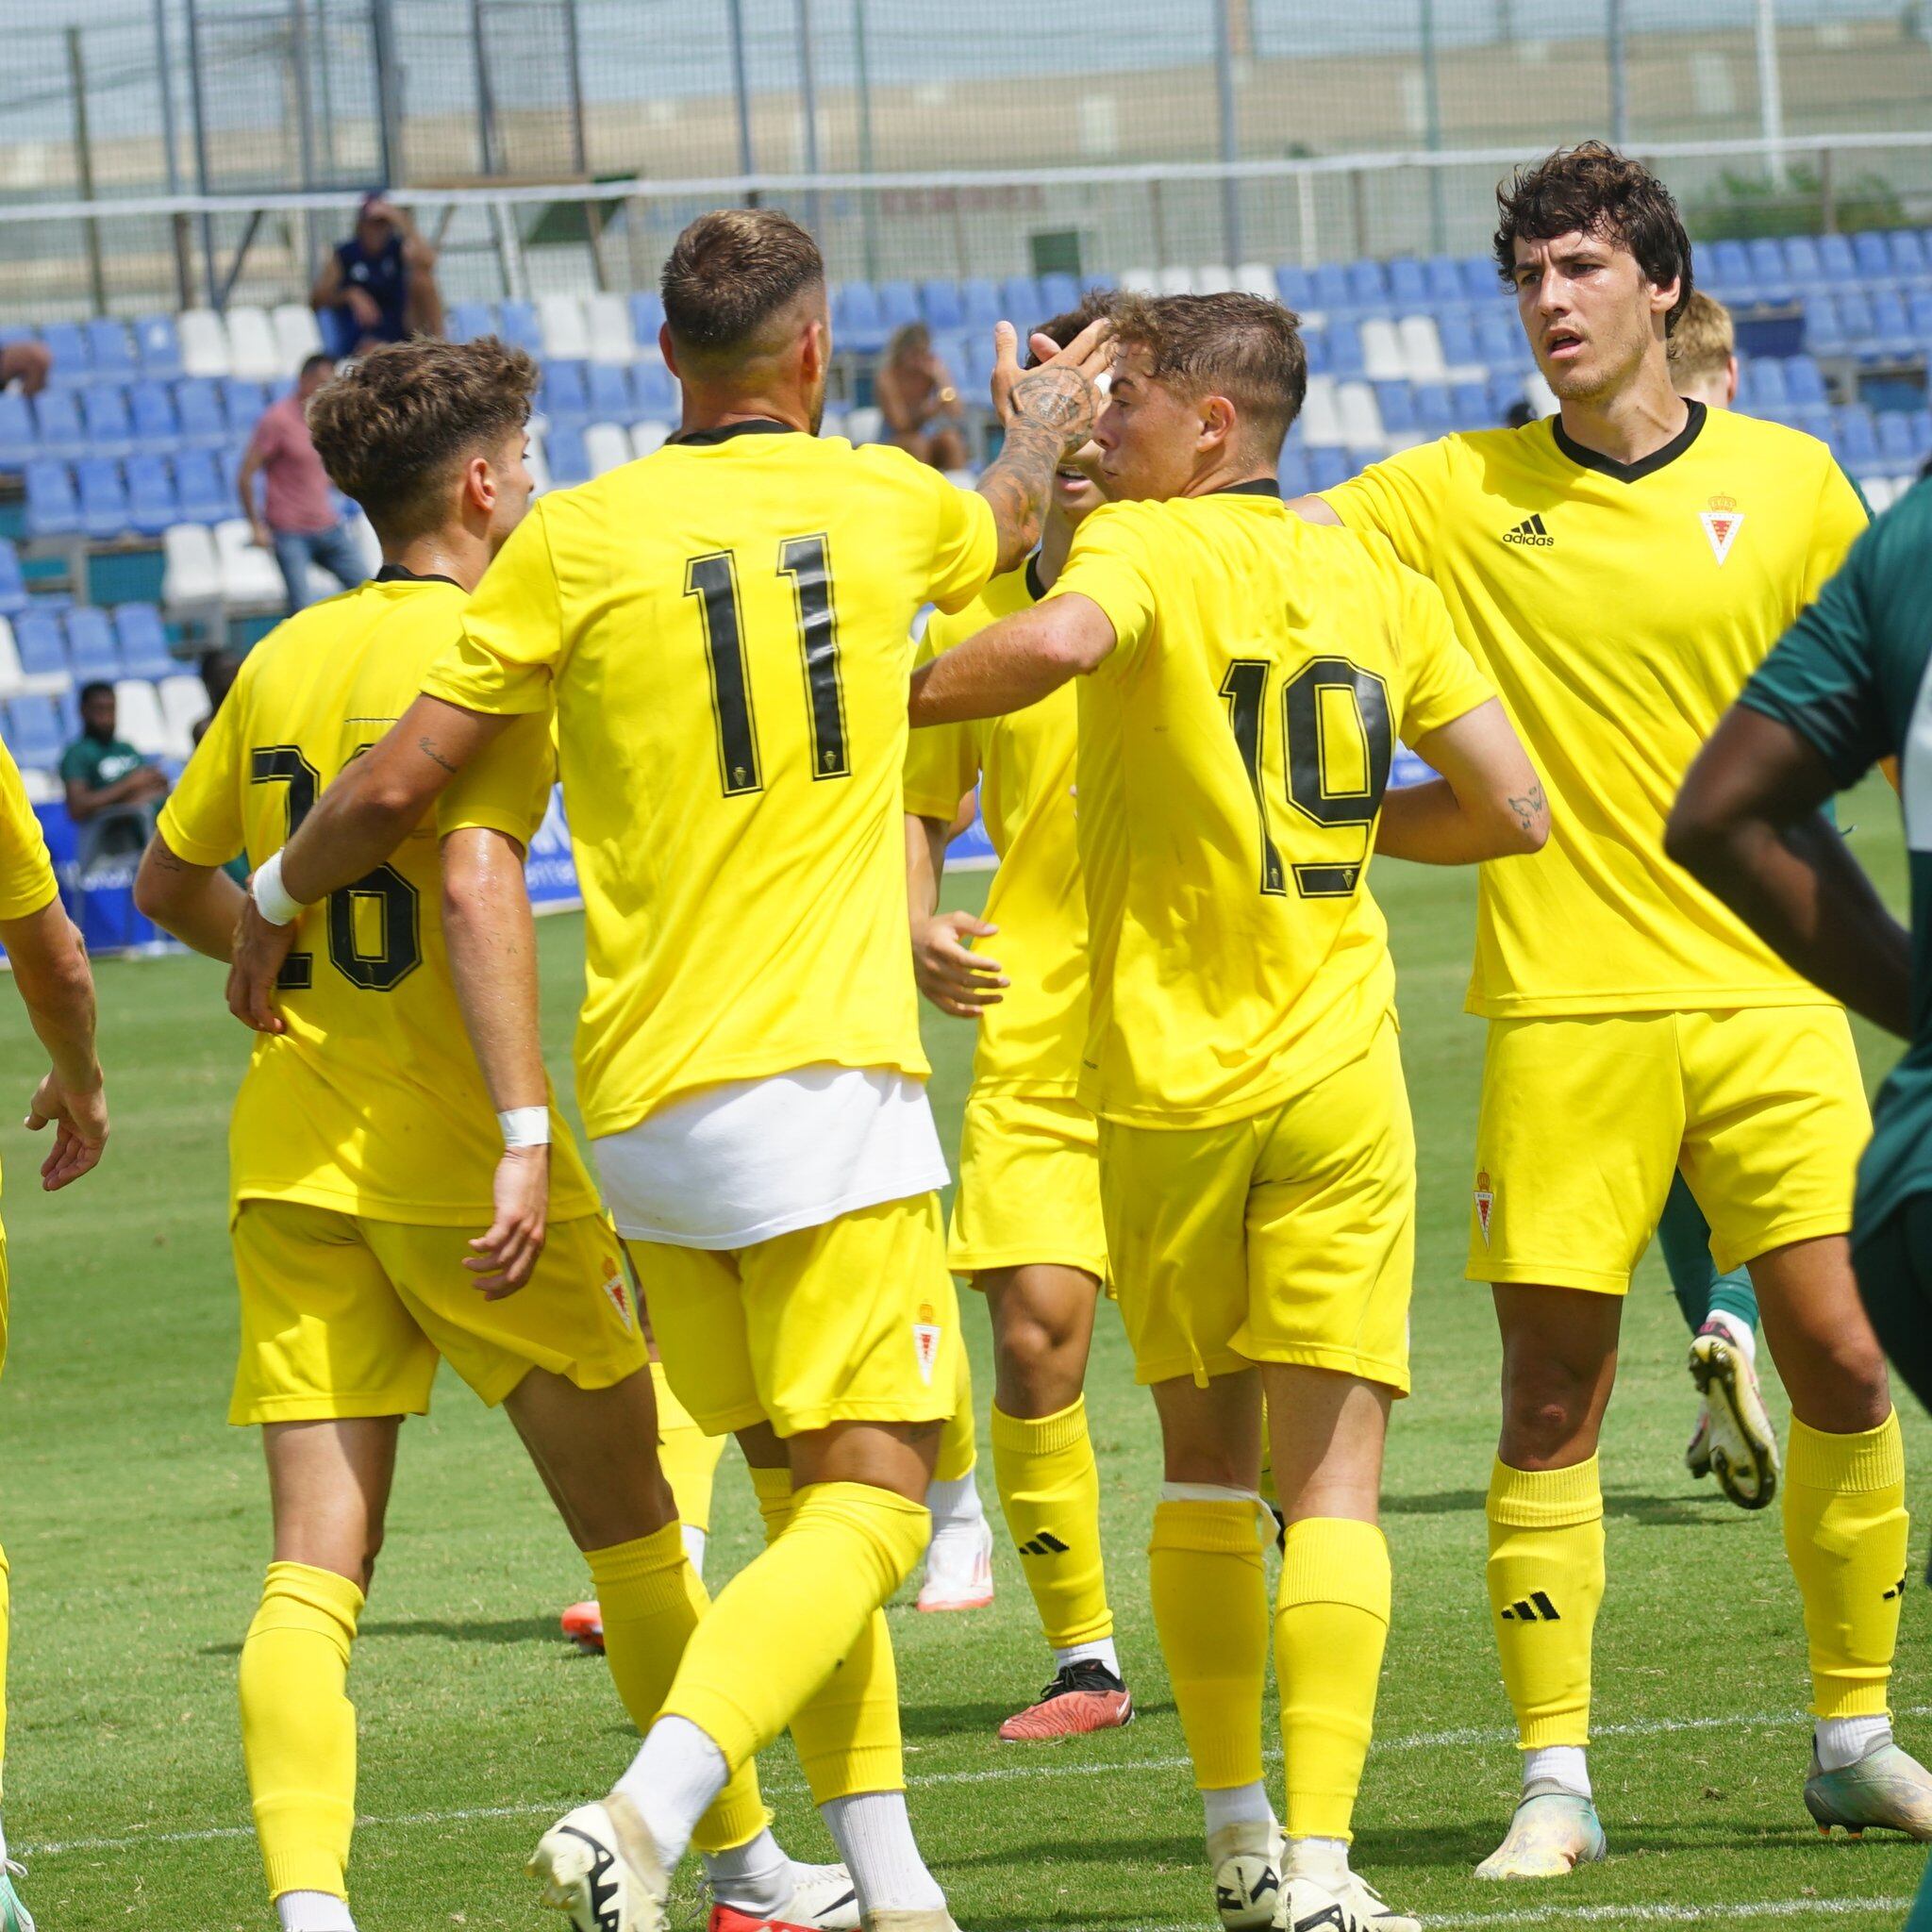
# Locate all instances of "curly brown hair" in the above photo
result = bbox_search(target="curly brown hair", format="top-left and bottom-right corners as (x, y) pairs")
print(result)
(662, 208), (824, 371)
(307, 336), (537, 541)
(1493, 142), (1693, 331)
(1109, 291), (1307, 456)
(1027, 287), (1116, 366)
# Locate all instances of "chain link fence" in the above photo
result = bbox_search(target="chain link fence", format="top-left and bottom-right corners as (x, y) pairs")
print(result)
(1, 0), (1929, 316)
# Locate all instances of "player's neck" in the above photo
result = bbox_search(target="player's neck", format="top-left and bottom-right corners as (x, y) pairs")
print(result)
(1555, 359), (1688, 470)
(1035, 510), (1074, 589)
(383, 530), (489, 593)
(1181, 454), (1275, 499)
(678, 388), (813, 437)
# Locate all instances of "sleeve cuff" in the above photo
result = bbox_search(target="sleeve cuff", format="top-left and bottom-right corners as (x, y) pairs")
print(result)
(1735, 687), (1871, 791)
(154, 808), (242, 870)
(421, 666), (552, 719)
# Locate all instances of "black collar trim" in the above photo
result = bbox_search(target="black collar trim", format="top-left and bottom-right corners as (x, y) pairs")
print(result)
(1024, 552), (1048, 602)
(375, 563), (464, 590)
(1552, 399), (1706, 483)
(668, 417), (799, 446)
(1213, 475), (1283, 498)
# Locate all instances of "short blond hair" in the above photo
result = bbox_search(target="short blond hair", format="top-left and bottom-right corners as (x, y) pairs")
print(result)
(1667, 291), (1735, 388)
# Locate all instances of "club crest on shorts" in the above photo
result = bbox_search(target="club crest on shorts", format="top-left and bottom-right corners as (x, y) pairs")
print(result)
(601, 1254), (634, 1331)
(1474, 1170), (1494, 1247)
(1700, 493), (1744, 567)
(912, 1301), (942, 1386)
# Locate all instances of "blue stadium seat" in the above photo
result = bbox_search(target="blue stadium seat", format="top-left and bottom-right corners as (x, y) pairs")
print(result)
(173, 448), (226, 525)
(628, 292), (666, 347)
(1746, 238), (1790, 298)
(222, 380), (268, 435)
(631, 360), (677, 418)
(835, 283), (886, 356)
(1449, 379), (1491, 429)
(0, 391), (32, 469)
(128, 379), (179, 457)
(24, 460), (79, 538)
(1705, 239), (1754, 295)
(217, 445), (245, 506)
(958, 331), (998, 400)
(495, 301), (543, 357)
(1344, 260), (1388, 309)
(959, 278), (1001, 332)
(133, 314), (183, 379)
(1300, 324), (1330, 378)
(1834, 404), (1878, 467)
(31, 390), (86, 460)
(13, 612), (66, 685)
(1853, 231), (1891, 281)
(1805, 292), (1845, 358)
(585, 362), (631, 425)
(1750, 358), (1789, 407)
(64, 607), (121, 679)
(174, 377), (226, 448)
(1782, 235), (1824, 286)
(1412, 384), (1456, 433)
(113, 604), (174, 680)
(1876, 410), (1918, 464)
(1307, 447), (1351, 491)
(6, 695), (64, 770)
(877, 282), (921, 333)
(81, 385), (134, 459)
(1424, 256), (1466, 308)
(1790, 402), (1833, 441)
(1870, 289), (1913, 359)
(1274, 265), (1316, 313)
(1785, 355), (1827, 406)
(1276, 445), (1310, 496)
(920, 280), (964, 333)
(1388, 258), (1428, 308)
(1488, 373), (1528, 421)
(75, 458), (128, 541)
(1436, 312), (1480, 371)
(0, 541), (26, 620)
(1911, 410), (1932, 461)
(1890, 230), (1928, 281)
(1459, 254), (1500, 303)
(1908, 290), (1932, 346)
(541, 359), (590, 426)
(85, 320), (137, 386)
(1817, 233), (1857, 282)
(1474, 309), (1524, 369)
(448, 302), (496, 344)
(544, 424), (591, 488)
(1373, 380), (1416, 434)
(1325, 320), (1364, 378)
(125, 455), (177, 538)
(40, 322), (89, 386)
(1039, 272), (1081, 317)
(998, 276), (1044, 327)
(1310, 263), (1354, 313)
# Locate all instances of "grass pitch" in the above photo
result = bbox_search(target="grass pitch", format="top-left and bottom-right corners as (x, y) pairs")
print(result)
(5, 769), (1928, 1932)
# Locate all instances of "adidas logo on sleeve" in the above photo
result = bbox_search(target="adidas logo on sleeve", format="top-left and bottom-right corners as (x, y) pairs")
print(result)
(1502, 513), (1553, 548)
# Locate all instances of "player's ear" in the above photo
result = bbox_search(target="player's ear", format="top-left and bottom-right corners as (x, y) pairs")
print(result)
(658, 323), (681, 381)
(802, 316), (829, 387)
(465, 452), (497, 517)
(1199, 394), (1237, 455)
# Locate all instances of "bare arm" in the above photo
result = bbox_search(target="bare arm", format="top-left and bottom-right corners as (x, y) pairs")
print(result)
(975, 316), (1111, 575)
(309, 251), (344, 311)
(66, 765), (167, 823)
(237, 442), (266, 538)
(1667, 706), (1909, 1035)
(0, 897), (106, 1190)
(909, 594), (1116, 727)
(1288, 494), (1342, 526)
(441, 824), (550, 1294)
(134, 833), (246, 961)
(905, 807), (1005, 1020)
(1374, 700), (1550, 864)
(225, 694), (512, 1032)
(876, 366), (922, 436)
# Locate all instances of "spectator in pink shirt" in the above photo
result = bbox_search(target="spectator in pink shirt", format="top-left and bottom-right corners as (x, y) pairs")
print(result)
(238, 355), (366, 612)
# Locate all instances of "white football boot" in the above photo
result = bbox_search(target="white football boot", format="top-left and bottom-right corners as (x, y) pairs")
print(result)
(531, 1794), (669, 1932)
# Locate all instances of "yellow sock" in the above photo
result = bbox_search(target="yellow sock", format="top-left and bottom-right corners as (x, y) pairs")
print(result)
(238, 1561), (362, 1902)
(586, 1525), (768, 1854)
(991, 1398), (1113, 1650)
(663, 1480), (928, 1774)
(1276, 1519), (1391, 1841)
(749, 1465), (904, 1799)
(652, 1360), (727, 1537)
(934, 1347), (976, 1485)
(1783, 1409), (1908, 1719)
(1486, 1457), (1604, 1749)
(1149, 1495), (1269, 1790)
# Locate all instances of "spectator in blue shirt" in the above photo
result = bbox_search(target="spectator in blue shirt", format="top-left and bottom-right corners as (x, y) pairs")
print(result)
(309, 195), (443, 353)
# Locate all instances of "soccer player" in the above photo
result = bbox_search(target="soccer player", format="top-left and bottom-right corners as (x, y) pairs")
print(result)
(1292, 142), (1930, 1874)
(134, 338), (854, 1932)
(908, 291), (1548, 1932)
(1667, 475), (1932, 1848)
(903, 290), (1134, 1741)
(218, 209), (1108, 1932)
(0, 734), (109, 1932)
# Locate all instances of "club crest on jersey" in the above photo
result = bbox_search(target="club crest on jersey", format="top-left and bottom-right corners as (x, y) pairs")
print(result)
(601, 1254), (634, 1331)
(1474, 1170), (1494, 1246)
(1700, 493), (1744, 567)
(912, 1301), (942, 1386)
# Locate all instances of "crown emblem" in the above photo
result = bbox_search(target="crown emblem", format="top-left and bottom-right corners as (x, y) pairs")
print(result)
(1707, 492), (1738, 513)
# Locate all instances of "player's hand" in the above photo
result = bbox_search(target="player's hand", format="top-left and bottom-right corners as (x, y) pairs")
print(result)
(346, 286), (383, 329)
(989, 314), (1112, 456)
(226, 899), (295, 1035)
(912, 909), (1007, 1019)
(25, 1066), (107, 1191)
(466, 1145), (549, 1298)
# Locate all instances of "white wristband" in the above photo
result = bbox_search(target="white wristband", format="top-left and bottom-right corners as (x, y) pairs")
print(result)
(497, 1107), (552, 1149)
(251, 849), (308, 927)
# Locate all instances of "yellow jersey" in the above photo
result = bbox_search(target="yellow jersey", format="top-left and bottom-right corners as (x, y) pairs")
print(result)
(422, 424), (1000, 1138)
(905, 558), (1088, 1097)
(158, 573), (603, 1224)
(0, 740), (58, 924)
(1324, 403), (1867, 1017)
(1051, 485), (1494, 1128)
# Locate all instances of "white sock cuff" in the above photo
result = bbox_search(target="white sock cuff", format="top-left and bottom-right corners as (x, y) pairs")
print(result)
(276, 1892), (356, 1932)
(1054, 1637), (1121, 1677)
(924, 1472), (986, 1533)
(1815, 1713), (1892, 1772)
(1160, 1482), (1262, 1506)
(1523, 1743), (1591, 1801)
(1200, 1780), (1274, 1838)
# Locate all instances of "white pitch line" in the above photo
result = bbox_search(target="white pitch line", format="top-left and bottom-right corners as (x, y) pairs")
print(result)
(25, 1703), (1932, 1861)
(1105, 1905), (1917, 1932)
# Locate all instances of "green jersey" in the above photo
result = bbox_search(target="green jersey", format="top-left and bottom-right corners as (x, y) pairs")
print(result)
(1740, 475), (1932, 1238)
(58, 733), (149, 793)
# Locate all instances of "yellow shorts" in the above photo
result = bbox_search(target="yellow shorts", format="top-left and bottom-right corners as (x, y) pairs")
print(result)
(229, 1201), (648, 1424)
(949, 1088), (1110, 1285)
(628, 1193), (962, 1440)
(1099, 1018), (1414, 1393)
(1467, 1006), (1869, 1292)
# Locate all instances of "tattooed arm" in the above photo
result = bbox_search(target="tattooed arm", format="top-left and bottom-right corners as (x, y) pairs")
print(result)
(975, 315), (1112, 574)
(1374, 699), (1550, 864)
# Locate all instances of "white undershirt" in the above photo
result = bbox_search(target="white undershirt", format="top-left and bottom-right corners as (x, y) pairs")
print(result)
(593, 1066), (948, 1250)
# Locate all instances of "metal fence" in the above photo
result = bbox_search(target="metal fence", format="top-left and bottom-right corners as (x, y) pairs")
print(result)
(1, 0), (1929, 316)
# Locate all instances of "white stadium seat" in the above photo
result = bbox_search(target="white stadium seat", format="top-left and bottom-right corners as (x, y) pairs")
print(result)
(0, 619), (25, 703)
(1193, 263), (1236, 293)
(629, 421), (671, 459)
(1396, 315), (1448, 384)
(1335, 379), (1386, 451)
(158, 674), (210, 758)
(525, 432), (553, 496)
(1297, 375), (1343, 448)
(273, 303), (325, 375)
(584, 423), (632, 477)
(1157, 266), (1195, 296)
(18, 766), (58, 806)
(538, 294), (591, 361)
(161, 524), (222, 611)
(818, 408), (847, 441)
(585, 293), (636, 364)
(344, 513), (382, 577)
(177, 308), (232, 379)
(843, 406), (884, 445)
(1118, 267), (1158, 296)
(1359, 318), (1406, 384)
(1524, 370), (1559, 419)
(225, 306), (283, 383)
(1235, 262), (1280, 301)
(114, 679), (169, 758)
(214, 518), (287, 608)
